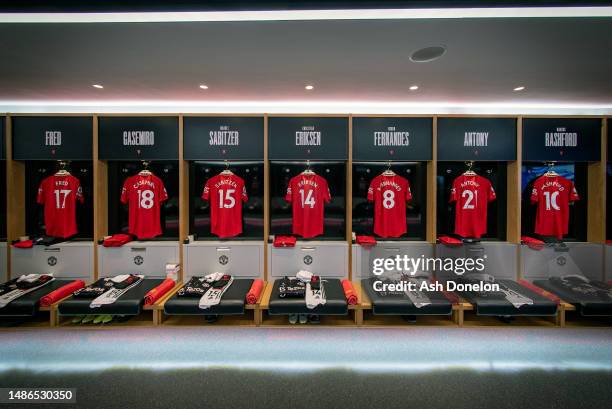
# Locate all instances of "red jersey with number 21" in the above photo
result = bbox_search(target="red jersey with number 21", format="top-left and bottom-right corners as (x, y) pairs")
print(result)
(530, 175), (579, 239)
(202, 173), (248, 238)
(367, 174), (412, 238)
(37, 174), (84, 238)
(121, 174), (168, 239)
(286, 174), (331, 238)
(450, 174), (496, 238)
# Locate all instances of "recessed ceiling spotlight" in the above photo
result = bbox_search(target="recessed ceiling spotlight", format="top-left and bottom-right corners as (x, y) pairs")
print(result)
(513, 86), (525, 91)
(199, 84), (209, 89)
(92, 84), (104, 89)
(305, 85), (314, 90)
(409, 85), (419, 91)
(410, 46), (446, 63)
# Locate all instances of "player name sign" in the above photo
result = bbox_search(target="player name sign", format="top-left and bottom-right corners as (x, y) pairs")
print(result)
(523, 118), (601, 161)
(269, 117), (348, 160)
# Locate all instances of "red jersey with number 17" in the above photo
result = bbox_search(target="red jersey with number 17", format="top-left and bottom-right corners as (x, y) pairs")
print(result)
(202, 173), (248, 238)
(367, 174), (412, 238)
(530, 175), (579, 239)
(37, 174), (84, 238)
(450, 174), (496, 238)
(285, 174), (331, 238)
(121, 174), (168, 239)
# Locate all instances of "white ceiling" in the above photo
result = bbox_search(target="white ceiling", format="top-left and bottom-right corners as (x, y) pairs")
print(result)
(0, 14), (611, 114)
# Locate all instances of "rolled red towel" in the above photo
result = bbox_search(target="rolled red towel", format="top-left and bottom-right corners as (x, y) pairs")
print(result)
(521, 236), (545, 250)
(438, 235), (463, 246)
(103, 234), (133, 247)
(246, 279), (265, 305)
(13, 240), (33, 249)
(341, 279), (358, 305)
(40, 280), (85, 307)
(356, 235), (377, 247)
(273, 235), (297, 247)
(144, 278), (176, 306)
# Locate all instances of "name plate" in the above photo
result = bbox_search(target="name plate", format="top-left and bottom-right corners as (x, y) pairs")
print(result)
(12, 116), (93, 160)
(268, 117), (348, 160)
(523, 118), (601, 161)
(184, 117), (264, 160)
(353, 117), (432, 161)
(99, 116), (178, 160)
(437, 117), (517, 161)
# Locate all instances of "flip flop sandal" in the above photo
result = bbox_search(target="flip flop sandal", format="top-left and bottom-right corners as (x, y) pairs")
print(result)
(71, 315), (85, 324)
(81, 315), (95, 324)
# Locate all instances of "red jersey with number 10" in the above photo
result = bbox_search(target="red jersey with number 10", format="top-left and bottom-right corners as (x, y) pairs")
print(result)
(367, 174), (412, 238)
(450, 174), (496, 238)
(37, 174), (84, 238)
(121, 174), (168, 239)
(202, 173), (248, 238)
(530, 175), (579, 239)
(285, 174), (331, 238)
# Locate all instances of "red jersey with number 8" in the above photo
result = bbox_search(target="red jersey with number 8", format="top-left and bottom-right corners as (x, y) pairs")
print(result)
(202, 173), (248, 238)
(367, 174), (412, 238)
(530, 175), (579, 239)
(37, 174), (84, 238)
(286, 174), (331, 238)
(121, 174), (168, 239)
(450, 174), (496, 238)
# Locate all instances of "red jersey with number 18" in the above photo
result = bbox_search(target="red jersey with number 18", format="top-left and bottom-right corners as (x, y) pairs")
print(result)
(121, 174), (168, 239)
(530, 175), (579, 239)
(285, 174), (331, 238)
(367, 174), (412, 238)
(202, 173), (248, 238)
(37, 174), (84, 238)
(450, 174), (496, 238)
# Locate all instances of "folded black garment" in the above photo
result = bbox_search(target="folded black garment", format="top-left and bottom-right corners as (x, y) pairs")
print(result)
(72, 278), (113, 299)
(549, 276), (612, 301)
(177, 277), (212, 298)
(1, 275), (54, 293)
(278, 277), (306, 298)
(0, 278), (19, 296)
(113, 274), (142, 289)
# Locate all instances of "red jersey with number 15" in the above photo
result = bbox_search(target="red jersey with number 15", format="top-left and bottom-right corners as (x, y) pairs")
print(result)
(121, 174), (168, 239)
(450, 174), (496, 238)
(37, 174), (84, 238)
(530, 175), (579, 239)
(367, 174), (412, 238)
(285, 174), (331, 238)
(202, 173), (248, 238)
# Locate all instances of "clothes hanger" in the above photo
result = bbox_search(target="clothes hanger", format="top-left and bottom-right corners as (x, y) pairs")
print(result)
(138, 160), (152, 176)
(463, 161), (476, 176)
(544, 161), (558, 177)
(55, 161), (71, 176)
(382, 160), (395, 176)
(301, 159), (315, 175)
(220, 160), (234, 175)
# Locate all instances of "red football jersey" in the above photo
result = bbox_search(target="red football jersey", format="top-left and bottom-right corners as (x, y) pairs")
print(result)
(367, 174), (412, 238)
(285, 174), (331, 238)
(530, 175), (579, 239)
(121, 174), (168, 239)
(202, 173), (248, 238)
(450, 174), (496, 238)
(37, 174), (84, 238)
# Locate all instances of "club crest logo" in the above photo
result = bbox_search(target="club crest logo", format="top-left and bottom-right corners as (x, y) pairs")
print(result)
(134, 255), (144, 266)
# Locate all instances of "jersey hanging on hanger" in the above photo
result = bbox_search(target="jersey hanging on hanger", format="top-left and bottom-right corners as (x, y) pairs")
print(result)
(286, 174), (331, 238)
(530, 175), (579, 239)
(367, 174), (412, 238)
(202, 173), (248, 238)
(121, 173), (168, 239)
(37, 174), (84, 238)
(450, 174), (496, 238)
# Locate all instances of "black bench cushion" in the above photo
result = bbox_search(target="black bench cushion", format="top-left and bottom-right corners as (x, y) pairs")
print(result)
(459, 279), (558, 316)
(361, 277), (453, 316)
(533, 279), (612, 316)
(268, 278), (348, 315)
(0, 279), (74, 317)
(58, 278), (164, 316)
(164, 278), (253, 315)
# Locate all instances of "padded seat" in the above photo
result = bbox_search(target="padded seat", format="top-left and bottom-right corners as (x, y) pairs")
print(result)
(458, 279), (557, 316)
(58, 278), (164, 316)
(164, 278), (253, 315)
(533, 278), (612, 316)
(268, 278), (348, 315)
(0, 279), (74, 317)
(361, 277), (453, 315)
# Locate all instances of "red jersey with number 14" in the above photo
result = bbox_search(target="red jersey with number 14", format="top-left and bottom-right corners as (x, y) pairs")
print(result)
(286, 174), (331, 238)
(121, 174), (168, 239)
(37, 174), (84, 238)
(367, 174), (412, 238)
(202, 173), (248, 238)
(530, 175), (579, 239)
(450, 174), (496, 238)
